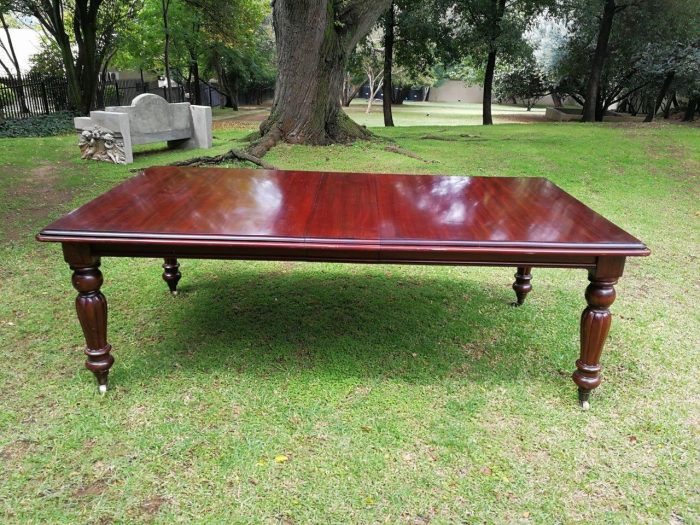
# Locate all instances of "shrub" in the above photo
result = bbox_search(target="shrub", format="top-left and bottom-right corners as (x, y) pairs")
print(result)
(0, 85), (17, 108)
(0, 111), (76, 138)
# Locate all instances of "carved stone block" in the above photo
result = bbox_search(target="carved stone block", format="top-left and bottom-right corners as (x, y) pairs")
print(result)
(78, 126), (127, 164)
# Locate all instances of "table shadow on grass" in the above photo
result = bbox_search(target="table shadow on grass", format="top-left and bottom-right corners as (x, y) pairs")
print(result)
(118, 268), (575, 390)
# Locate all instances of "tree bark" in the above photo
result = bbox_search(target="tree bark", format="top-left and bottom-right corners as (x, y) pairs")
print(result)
(482, 0), (506, 126)
(250, 0), (391, 157)
(382, 1), (395, 127)
(582, 0), (617, 122)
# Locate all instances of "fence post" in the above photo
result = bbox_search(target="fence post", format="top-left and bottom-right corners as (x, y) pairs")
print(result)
(41, 80), (50, 114)
(163, 86), (167, 100)
(114, 80), (121, 106)
(208, 84), (212, 106)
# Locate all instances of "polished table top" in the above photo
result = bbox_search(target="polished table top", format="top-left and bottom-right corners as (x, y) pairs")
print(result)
(38, 167), (649, 257)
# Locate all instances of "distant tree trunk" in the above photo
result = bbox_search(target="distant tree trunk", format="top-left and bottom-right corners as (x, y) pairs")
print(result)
(162, 0), (172, 101)
(595, 91), (605, 121)
(366, 71), (384, 113)
(188, 25), (202, 105)
(382, 1), (395, 127)
(394, 85), (411, 105)
(422, 87), (429, 101)
(644, 71), (674, 122)
(341, 73), (362, 106)
(483, 50), (497, 125)
(683, 97), (698, 121)
(190, 58), (201, 105)
(551, 92), (563, 107)
(483, 0), (506, 126)
(0, 13), (29, 113)
(250, 0), (392, 158)
(663, 92), (675, 119)
(582, 0), (618, 122)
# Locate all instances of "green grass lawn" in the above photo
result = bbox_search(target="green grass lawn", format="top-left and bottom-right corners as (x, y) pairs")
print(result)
(1, 106), (699, 523)
(346, 100), (546, 127)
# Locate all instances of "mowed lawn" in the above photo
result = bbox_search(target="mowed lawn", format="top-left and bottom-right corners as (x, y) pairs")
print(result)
(0, 106), (698, 523)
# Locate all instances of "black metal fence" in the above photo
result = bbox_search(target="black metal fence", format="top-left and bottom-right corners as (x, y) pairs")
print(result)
(0, 76), (72, 119)
(0, 76), (263, 120)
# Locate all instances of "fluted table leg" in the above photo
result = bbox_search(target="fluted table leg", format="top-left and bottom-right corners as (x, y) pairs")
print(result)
(70, 261), (113, 393)
(572, 259), (624, 409)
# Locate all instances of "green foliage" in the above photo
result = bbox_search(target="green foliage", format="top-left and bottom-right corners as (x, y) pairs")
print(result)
(0, 85), (15, 108)
(28, 39), (66, 79)
(544, 0), (700, 113)
(0, 111), (75, 137)
(112, 0), (272, 106)
(494, 54), (551, 109)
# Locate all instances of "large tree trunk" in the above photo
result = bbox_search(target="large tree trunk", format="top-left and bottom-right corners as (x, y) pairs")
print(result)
(582, 0), (617, 122)
(250, 0), (391, 157)
(382, 1), (395, 127)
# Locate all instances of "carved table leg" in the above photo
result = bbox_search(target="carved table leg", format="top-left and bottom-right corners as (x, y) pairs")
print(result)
(70, 261), (114, 393)
(512, 266), (533, 306)
(573, 272), (618, 410)
(162, 258), (181, 295)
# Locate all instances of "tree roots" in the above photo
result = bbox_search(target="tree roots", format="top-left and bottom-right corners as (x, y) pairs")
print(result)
(170, 148), (277, 169)
(383, 145), (437, 163)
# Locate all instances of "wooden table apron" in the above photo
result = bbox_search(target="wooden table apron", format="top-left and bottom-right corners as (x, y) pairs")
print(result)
(37, 167), (650, 406)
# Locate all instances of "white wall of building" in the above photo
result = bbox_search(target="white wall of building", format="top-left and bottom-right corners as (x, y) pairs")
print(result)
(428, 79), (570, 107)
(0, 28), (42, 75)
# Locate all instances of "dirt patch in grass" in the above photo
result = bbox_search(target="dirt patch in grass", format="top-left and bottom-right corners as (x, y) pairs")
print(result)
(1, 160), (79, 241)
(138, 496), (169, 518)
(73, 480), (109, 498)
(0, 439), (35, 462)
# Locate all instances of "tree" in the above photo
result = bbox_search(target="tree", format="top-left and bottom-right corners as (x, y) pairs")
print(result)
(15, 0), (139, 113)
(0, 6), (29, 113)
(341, 48), (365, 106)
(436, 0), (553, 125)
(580, 0), (628, 122)
(382, 1), (395, 126)
(381, 0), (441, 125)
(547, 0), (699, 121)
(249, 0), (392, 157)
(495, 53), (551, 110)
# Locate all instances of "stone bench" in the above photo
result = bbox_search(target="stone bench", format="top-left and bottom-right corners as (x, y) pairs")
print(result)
(74, 93), (212, 164)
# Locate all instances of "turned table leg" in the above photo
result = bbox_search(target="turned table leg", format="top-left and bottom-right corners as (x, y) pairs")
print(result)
(573, 270), (619, 409)
(70, 260), (114, 393)
(512, 266), (533, 306)
(162, 258), (181, 295)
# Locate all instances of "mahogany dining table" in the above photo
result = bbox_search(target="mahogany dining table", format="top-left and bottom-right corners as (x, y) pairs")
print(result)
(37, 167), (649, 408)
